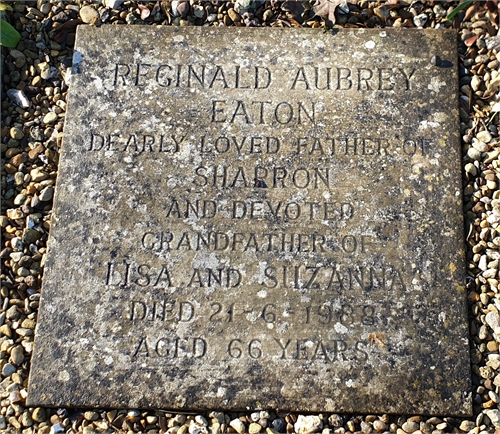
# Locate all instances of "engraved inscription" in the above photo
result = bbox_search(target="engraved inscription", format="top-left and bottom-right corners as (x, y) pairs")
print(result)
(29, 27), (469, 415)
(111, 63), (416, 92)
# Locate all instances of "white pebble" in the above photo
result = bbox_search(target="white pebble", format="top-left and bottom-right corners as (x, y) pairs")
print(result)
(477, 130), (493, 143)
(229, 419), (245, 434)
(7, 89), (30, 108)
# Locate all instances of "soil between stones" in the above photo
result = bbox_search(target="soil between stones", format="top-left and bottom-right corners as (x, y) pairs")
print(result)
(1, 0), (499, 433)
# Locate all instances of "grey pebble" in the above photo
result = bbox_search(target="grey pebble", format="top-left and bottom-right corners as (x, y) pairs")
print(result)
(7, 89), (30, 108)
(2, 363), (16, 376)
(11, 237), (23, 251)
(272, 418), (286, 431)
(402, 422), (420, 433)
(467, 147), (482, 160)
(39, 186), (54, 202)
(80, 5), (100, 23)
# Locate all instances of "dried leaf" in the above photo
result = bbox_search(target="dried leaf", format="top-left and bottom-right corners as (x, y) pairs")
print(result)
(0, 3), (13, 11)
(312, 0), (345, 24)
(368, 332), (387, 349)
(464, 34), (478, 46)
(270, 19), (291, 27)
(288, 17), (302, 27)
(373, 5), (391, 21)
(463, 2), (479, 21)
(53, 19), (82, 46)
(138, 3), (151, 19)
(177, 1), (189, 19)
(486, 0), (499, 13)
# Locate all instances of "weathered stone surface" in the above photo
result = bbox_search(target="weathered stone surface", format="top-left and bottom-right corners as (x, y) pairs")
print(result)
(28, 27), (471, 415)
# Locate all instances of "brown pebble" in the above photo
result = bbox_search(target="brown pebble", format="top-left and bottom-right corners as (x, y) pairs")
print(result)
(9, 153), (28, 167)
(468, 291), (480, 302)
(483, 399), (496, 408)
(4, 163), (18, 174)
(28, 144), (45, 160)
(487, 341), (499, 352)
(0, 324), (12, 337)
(32, 407), (47, 423)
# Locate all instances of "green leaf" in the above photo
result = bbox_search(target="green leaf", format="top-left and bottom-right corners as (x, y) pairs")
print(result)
(446, 0), (474, 21)
(0, 19), (21, 48)
(0, 3), (13, 11)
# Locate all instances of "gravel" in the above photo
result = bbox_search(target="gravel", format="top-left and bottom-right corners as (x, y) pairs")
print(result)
(1, 0), (500, 433)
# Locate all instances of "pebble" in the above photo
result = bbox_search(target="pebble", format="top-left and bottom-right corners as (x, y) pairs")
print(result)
(32, 408), (46, 422)
(360, 421), (372, 433)
(294, 415), (323, 434)
(465, 162), (478, 176)
(230, 419), (246, 434)
(2, 363), (16, 376)
(7, 89), (30, 108)
(10, 346), (24, 365)
(39, 186), (54, 202)
(21, 412), (33, 427)
(471, 75), (482, 91)
(467, 147), (482, 160)
(249, 422), (262, 434)
(402, 422), (420, 433)
(490, 390), (500, 403)
(459, 420), (476, 432)
(31, 166), (49, 182)
(37, 62), (52, 80)
(372, 420), (387, 432)
(228, 8), (241, 22)
(84, 411), (99, 421)
(80, 5), (100, 23)
(195, 416), (208, 426)
(50, 423), (65, 433)
(272, 418), (286, 431)
(43, 112), (59, 124)
(10, 49), (26, 68)
(486, 311), (500, 331)
(413, 13), (427, 28)
(485, 410), (500, 428)
(105, 0), (125, 8)
(488, 340), (499, 351)
(193, 5), (204, 18)
(472, 139), (490, 152)
(30, 126), (45, 141)
(11, 237), (24, 251)
(39, 3), (51, 14)
(477, 130), (493, 143)
(479, 255), (488, 271)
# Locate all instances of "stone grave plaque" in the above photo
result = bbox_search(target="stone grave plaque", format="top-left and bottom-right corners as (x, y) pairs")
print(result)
(28, 27), (471, 415)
